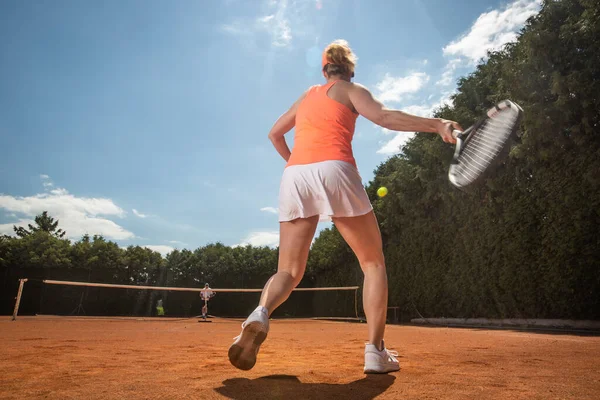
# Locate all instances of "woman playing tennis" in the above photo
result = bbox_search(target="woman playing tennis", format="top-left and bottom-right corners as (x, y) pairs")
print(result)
(229, 40), (462, 373)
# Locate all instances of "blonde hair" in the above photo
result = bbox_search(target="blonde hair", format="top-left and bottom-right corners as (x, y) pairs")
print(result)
(322, 39), (357, 77)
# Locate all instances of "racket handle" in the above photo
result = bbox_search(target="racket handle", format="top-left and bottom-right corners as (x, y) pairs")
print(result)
(452, 129), (462, 139)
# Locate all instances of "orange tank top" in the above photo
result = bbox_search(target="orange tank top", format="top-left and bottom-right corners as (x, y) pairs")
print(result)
(287, 80), (359, 168)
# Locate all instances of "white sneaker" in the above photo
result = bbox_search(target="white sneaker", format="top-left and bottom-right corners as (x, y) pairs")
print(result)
(364, 340), (400, 374)
(228, 306), (269, 371)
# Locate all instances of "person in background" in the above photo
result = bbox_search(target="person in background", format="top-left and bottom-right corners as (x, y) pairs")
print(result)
(200, 283), (215, 321)
(156, 298), (164, 316)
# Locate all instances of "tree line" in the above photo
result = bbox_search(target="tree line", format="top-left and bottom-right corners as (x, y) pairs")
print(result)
(0, 212), (350, 317)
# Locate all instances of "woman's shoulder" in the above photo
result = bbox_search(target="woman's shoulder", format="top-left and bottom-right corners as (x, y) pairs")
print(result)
(331, 80), (362, 94)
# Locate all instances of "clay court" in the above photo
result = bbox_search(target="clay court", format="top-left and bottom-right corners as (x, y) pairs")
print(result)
(1, 317), (599, 399)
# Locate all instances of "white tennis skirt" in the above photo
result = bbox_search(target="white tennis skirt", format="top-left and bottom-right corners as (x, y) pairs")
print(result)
(278, 160), (373, 222)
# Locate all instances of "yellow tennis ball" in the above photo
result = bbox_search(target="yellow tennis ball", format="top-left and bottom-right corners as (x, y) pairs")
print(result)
(377, 186), (388, 198)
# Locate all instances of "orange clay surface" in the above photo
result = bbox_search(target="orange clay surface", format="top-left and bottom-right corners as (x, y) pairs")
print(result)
(1, 316), (599, 399)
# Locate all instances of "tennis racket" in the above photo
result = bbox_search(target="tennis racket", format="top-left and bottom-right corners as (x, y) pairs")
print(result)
(448, 99), (523, 188)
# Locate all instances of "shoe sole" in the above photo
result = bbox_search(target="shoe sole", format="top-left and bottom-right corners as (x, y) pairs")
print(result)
(228, 321), (268, 371)
(364, 364), (400, 374)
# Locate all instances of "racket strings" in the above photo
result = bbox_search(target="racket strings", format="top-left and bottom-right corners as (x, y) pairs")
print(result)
(461, 120), (509, 164)
(452, 110), (519, 186)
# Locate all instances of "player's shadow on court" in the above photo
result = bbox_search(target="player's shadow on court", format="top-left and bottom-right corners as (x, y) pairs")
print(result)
(214, 374), (396, 400)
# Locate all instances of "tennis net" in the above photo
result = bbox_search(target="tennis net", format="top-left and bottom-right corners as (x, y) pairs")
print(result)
(12, 279), (359, 320)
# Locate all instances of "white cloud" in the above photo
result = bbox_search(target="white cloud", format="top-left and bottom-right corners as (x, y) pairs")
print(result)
(49, 188), (68, 196)
(403, 104), (435, 118)
(436, 58), (463, 86)
(132, 209), (147, 218)
(143, 245), (175, 256)
(0, 190), (125, 218)
(0, 218), (34, 236)
(260, 207), (278, 214)
(375, 72), (430, 104)
(40, 174), (54, 188)
(400, 92), (456, 120)
(377, 132), (416, 155)
(221, 0), (293, 48)
(443, 0), (542, 64)
(166, 240), (188, 249)
(259, 15), (275, 23)
(236, 231), (279, 247)
(435, 0), (541, 93)
(380, 96), (449, 134)
(258, 11), (292, 47)
(0, 185), (134, 240)
(439, 92), (455, 109)
(376, 92), (456, 156)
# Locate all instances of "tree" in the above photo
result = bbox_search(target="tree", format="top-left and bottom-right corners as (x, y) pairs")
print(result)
(0, 235), (15, 268)
(10, 230), (72, 269)
(13, 211), (66, 238)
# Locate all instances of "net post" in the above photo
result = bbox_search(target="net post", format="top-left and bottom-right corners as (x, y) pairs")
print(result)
(12, 278), (28, 321)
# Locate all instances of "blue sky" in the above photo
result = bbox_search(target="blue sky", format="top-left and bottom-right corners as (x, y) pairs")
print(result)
(0, 0), (541, 254)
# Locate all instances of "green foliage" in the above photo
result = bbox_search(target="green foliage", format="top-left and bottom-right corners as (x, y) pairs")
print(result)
(8, 231), (72, 269)
(71, 234), (124, 271)
(13, 211), (66, 238)
(1, 212), (286, 317)
(2, 211), (283, 294)
(356, 0), (599, 320)
(307, 226), (358, 286)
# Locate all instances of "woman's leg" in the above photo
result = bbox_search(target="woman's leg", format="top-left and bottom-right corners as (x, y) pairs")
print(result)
(259, 215), (320, 314)
(228, 215), (319, 370)
(333, 211), (387, 350)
